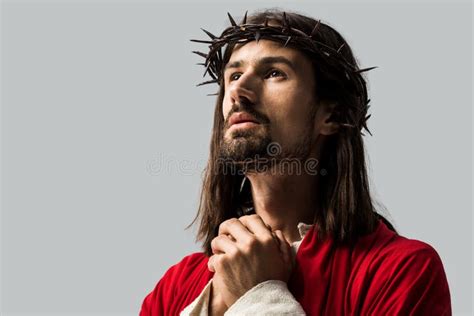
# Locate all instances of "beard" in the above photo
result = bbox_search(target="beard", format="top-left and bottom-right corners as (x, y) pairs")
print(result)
(219, 121), (314, 174)
(220, 124), (272, 162)
(218, 100), (317, 174)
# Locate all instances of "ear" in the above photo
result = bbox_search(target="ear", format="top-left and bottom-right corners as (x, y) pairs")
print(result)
(313, 101), (340, 136)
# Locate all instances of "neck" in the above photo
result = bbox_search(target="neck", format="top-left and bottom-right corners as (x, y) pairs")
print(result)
(246, 167), (320, 244)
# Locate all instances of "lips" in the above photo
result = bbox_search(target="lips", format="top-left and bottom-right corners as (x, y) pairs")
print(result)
(228, 112), (260, 126)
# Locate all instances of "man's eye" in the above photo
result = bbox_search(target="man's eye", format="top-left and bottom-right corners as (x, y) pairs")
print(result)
(229, 73), (242, 81)
(266, 69), (284, 78)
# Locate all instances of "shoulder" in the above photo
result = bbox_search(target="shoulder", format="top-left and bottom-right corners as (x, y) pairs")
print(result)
(166, 252), (209, 278)
(355, 219), (445, 270)
(355, 222), (451, 315)
(370, 223), (446, 274)
(140, 252), (212, 316)
(156, 252), (211, 292)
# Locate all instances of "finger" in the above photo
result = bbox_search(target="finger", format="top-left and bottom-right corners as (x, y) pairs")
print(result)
(281, 231), (293, 265)
(225, 233), (236, 242)
(274, 230), (292, 266)
(271, 231), (281, 248)
(207, 253), (225, 273)
(218, 218), (254, 243)
(239, 215), (273, 239)
(207, 255), (216, 272)
(211, 234), (237, 255)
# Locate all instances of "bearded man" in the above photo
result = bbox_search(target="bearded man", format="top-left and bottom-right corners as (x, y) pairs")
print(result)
(140, 9), (451, 316)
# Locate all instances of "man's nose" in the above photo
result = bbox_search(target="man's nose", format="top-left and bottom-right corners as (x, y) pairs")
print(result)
(228, 72), (258, 106)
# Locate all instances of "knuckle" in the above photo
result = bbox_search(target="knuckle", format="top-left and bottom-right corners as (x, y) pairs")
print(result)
(242, 214), (257, 221)
(228, 218), (239, 224)
(248, 214), (260, 221)
(208, 254), (213, 262)
(210, 237), (219, 250)
(262, 235), (274, 246)
(218, 221), (227, 230)
(238, 215), (249, 223)
(228, 247), (239, 258)
(213, 257), (222, 269)
(219, 219), (233, 233)
(226, 218), (238, 226)
(243, 236), (257, 250)
(218, 255), (229, 267)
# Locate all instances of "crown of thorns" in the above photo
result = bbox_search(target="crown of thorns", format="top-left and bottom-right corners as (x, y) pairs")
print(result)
(190, 11), (376, 134)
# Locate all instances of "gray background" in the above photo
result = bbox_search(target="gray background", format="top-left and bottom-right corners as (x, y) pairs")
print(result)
(1, 0), (472, 315)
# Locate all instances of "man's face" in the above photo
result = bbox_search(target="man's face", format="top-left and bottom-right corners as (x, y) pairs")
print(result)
(220, 39), (319, 164)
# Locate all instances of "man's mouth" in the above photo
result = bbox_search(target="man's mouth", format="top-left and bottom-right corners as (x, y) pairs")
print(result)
(228, 112), (260, 126)
(229, 121), (260, 131)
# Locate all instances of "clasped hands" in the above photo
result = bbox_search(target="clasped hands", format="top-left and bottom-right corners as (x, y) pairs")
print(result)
(207, 214), (294, 314)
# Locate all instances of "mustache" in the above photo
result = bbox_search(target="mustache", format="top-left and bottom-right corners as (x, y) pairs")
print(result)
(224, 102), (270, 127)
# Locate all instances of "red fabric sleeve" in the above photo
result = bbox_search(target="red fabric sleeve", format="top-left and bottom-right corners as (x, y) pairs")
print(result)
(140, 256), (182, 316)
(139, 252), (212, 316)
(360, 241), (451, 316)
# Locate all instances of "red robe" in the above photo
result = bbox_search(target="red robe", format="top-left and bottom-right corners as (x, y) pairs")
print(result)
(140, 219), (451, 315)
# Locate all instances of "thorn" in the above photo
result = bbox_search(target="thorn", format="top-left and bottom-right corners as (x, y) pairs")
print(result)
(264, 17), (269, 27)
(190, 39), (214, 44)
(217, 48), (222, 65)
(207, 92), (219, 96)
(196, 79), (219, 87)
(227, 12), (237, 26)
(192, 51), (208, 58)
(207, 68), (217, 80)
(241, 10), (248, 25)
(291, 27), (309, 37)
(283, 12), (289, 28)
(203, 62), (212, 77)
(200, 28), (217, 40)
(284, 36), (291, 47)
(310, 20), (321, 38)
(337, 43), (345, 53)
(255, 30), (260, 43)
(354, 66), (378, 74)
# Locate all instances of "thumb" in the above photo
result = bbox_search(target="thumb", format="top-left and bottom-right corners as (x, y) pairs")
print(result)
(207, 255), (216, 273)
(274, 230), (293, 267)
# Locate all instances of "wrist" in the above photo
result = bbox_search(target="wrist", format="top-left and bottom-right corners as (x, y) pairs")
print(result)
(209, 284), (228, 316)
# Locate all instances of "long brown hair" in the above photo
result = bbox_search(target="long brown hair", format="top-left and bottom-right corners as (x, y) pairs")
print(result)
(190, 9), (395, 255)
